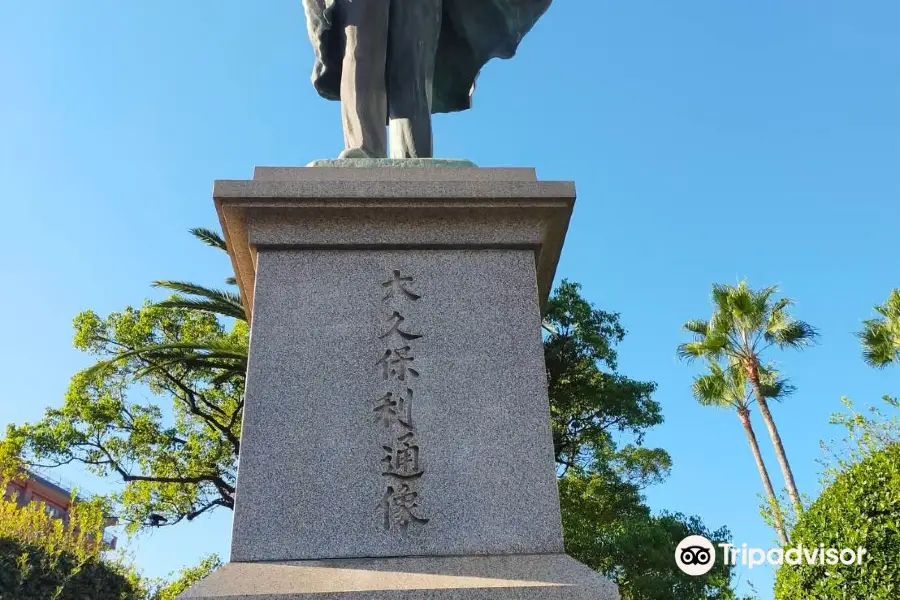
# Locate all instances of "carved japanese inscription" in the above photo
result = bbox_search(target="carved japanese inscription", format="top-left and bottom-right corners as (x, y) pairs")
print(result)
(375, 270), (429, 530)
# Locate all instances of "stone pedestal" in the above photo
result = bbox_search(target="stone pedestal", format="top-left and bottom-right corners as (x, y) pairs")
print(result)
(179, 165), (618, 599)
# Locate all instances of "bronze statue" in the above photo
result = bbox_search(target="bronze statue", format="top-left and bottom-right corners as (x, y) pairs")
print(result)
(302, 0), (553, 159)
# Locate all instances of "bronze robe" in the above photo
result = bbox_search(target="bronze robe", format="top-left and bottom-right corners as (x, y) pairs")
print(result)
(302, 0), (553, 114)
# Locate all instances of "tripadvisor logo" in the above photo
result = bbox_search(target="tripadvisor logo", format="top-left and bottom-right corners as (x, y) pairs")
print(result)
(675, 535), (717, 576)
(675, 536), (868, 575)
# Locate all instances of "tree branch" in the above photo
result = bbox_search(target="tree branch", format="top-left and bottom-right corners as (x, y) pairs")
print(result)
(186, 497), (232, 520)
(122, 473), (235, 496)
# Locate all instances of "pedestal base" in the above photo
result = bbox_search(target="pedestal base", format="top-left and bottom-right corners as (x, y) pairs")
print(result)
(179, 554), (618, 599)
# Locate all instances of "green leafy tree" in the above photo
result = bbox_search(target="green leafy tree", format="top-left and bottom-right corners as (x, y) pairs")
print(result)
(774, 444), (900, 599)
(559, 470), (749, 600)
(0, 482), (142, 600)
(678, 281), (817, 518)
(544, 281), (668, 480)
(689, 359), (792, 545)
(603, 513), (747, 600)
(4, 306), (247, 530)
(858, 289), (900, 368)
(3, 229), (246, 530)
(2, 228), (247, 530)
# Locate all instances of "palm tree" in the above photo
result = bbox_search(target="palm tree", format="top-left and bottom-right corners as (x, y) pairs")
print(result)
(858, 289), (900, 368)
(678, 281), (817, 518)
(691, 359), (792, 545)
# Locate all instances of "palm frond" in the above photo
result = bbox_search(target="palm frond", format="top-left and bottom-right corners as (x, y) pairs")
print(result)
(84, 341), (248, 379)
(156, 297), (246, 322)
(756, 365), (796, 401)
(133, 354), (247, 379)
(691, 359), (748, 409)
(677, 342), (706, 362)
(152, 282), (246, 322)
(677, 335), (728, 362)
(190, 228), (227, 252)
(769, 297), (792, 314)
(728, 281), (765, 332)
(724, 360), (744, 391)
(729, 281), (755, 316)
(153, 281), (240, 304)
(748, 285), (778, 330)
(692, 373), (729, 408)
(708, 311), (733, 339)
(764, 306), (791, 340)
(858, 289), (900, 368)
(873, 289), (900, 320)
(210, 370), (244, 386)
(752, 285), (778, 314)
(711, 283), (731, 312)
(769, 320), (818, 349)
(858, 321), (898, 367)
(682, 319), (709, 336)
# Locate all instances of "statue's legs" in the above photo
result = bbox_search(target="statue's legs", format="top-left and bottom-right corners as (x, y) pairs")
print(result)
(338, 0), (390, 158)
(387, 0), (442, 158)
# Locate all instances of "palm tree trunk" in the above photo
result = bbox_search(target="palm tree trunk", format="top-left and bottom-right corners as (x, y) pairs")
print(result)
(745, 357), (804, 518)
(737, 406), (789, 546)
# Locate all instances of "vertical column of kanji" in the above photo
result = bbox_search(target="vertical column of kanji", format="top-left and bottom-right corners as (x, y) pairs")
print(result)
(374, 270), (429, 531)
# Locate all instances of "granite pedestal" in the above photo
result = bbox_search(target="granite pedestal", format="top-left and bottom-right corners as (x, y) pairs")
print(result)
(179, 164), (618, 599)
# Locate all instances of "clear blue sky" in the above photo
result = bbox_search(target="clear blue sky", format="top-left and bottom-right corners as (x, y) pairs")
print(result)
(1, 1), (897, 597)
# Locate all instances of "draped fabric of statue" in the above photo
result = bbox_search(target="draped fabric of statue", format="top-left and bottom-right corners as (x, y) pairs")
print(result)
(302, 0), (553, 114)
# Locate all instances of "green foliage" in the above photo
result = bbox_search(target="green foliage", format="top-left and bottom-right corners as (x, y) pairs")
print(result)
(756, 489), (815, 545)
(610, 515), (746, 600)
(0, 485), (109, 561)
(0, 436), (24, 482)
(184, 228), (226, 252)
(559, 469), (646, 570)
(820, 395), (900, 483)
(0, 484), (218, 599)
(0, 483), (141, 600)
(545, 281), (667, 481)
(858, 288), (900, 368)
(774, 289), (900, 597)
(8, 301), (247, 531)
(0, 538), (141, 600)
(560, 470), (746, 600)
(144, 554), (221, 600)
(4, 227), (248, 532)
(774, 444), (900, 599)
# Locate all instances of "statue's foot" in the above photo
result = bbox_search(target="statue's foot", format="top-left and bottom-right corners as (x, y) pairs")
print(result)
(338, 147), (372, 159)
